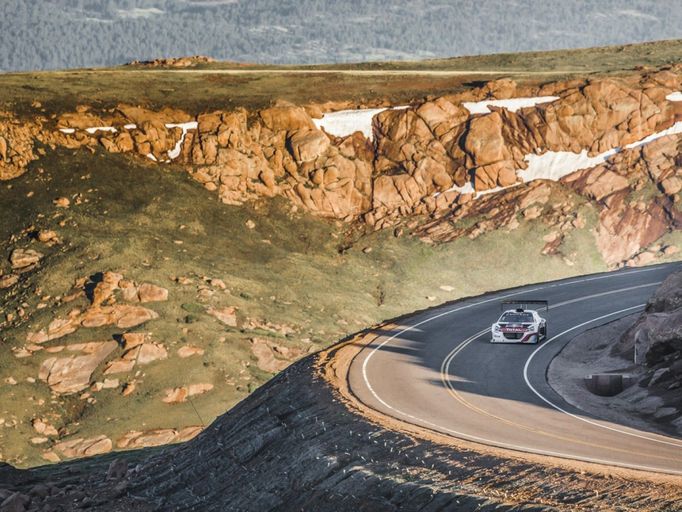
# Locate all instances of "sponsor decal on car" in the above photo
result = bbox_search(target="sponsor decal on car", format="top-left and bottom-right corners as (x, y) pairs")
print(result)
(500, 326), (530, 333)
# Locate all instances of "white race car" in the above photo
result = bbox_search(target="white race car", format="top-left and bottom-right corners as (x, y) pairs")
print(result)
(490, 300), (548, 344)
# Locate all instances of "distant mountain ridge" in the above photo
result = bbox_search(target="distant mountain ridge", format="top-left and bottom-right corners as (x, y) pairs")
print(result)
(2, 0), (682, 71)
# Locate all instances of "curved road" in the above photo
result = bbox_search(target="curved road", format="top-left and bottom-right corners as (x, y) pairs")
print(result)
(349, 263), (682, 475)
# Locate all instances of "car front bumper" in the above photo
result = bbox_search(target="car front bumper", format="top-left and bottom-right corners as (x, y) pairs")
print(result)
(490, 330), (539, 344)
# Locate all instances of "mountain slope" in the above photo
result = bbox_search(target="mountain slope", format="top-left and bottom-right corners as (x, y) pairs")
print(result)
(0, 44), (681, 469)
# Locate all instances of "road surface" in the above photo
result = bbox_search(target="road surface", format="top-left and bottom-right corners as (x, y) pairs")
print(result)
(349, 263), (682, 475)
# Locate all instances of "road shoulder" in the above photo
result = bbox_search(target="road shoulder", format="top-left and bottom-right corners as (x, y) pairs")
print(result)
(547, 314), (682, 438)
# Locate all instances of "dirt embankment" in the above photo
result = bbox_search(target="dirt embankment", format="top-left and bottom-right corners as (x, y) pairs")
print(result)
(550, 270), (682, 437)
(0, 327), (681, 512)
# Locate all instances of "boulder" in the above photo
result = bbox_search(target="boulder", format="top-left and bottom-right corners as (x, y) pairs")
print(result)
(54, 435), (112, 458)
(135, 342), (168, 365)
(121, 332), (147, 350)
(287, 129), (330, 163)
(38, 341), (117, 394)
(9, 248), (43, 269)
(37, 230), (59, 244)
(0, 274), (18, 289)
(137, 283), (169, 303)
(162, 387), (188, 404)
(250, 338), (290, 373)
(162, 383), (213, 403)
(562, 166), (630, 201)
(103, 359), (135, 375)
(259, 106), (315, 132)
(31, 418), (58, 437)
(112, 305), (159, 328)
(177, 346), (205, 358)
(208, 306), (238, 327)
(116, 426), (202, 449)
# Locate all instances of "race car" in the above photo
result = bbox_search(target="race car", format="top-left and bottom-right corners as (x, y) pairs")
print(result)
(490, 300), (548, 344)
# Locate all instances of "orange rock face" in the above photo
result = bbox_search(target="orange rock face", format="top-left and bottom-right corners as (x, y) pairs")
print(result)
(54, 435), (112, 458)
(26, 273), (163, 343)
(116, 426), (203, 449)
(3, 67), (682, 268)
(0, 112), (41, 180)
(207, 306), (238, 327)
(595, 194), (679, 266)
(38, 341), (117, 394)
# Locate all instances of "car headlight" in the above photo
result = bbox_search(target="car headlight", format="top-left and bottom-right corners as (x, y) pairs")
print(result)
(493, 324), (501, 332)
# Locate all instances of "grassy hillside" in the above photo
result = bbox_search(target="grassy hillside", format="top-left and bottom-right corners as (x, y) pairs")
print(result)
(1, 39), (680, 116)
(0, 145), (617, 467)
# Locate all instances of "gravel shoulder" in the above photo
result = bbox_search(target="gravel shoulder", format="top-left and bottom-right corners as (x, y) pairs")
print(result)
(547, 314), (682, 438)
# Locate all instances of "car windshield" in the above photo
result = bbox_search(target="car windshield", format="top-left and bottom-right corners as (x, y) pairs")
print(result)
(500, 312), (533, 323)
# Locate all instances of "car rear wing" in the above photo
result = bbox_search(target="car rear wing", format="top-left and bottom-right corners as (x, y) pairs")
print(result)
(500, 300), (549, 312)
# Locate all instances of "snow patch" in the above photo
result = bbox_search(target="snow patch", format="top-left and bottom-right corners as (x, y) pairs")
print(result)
(146, 153), (158, 162)
(518, 121), (682, 183)
(313, 106), (408, 140)
(85, 126), (117, 134)
(462, 96), (559, 115)
(165, 122), (198, 160)
(124, 124), (137, 130)
(518, 149), (617, 183)
(436, 181), (475, 197)
(59, 128), (75, 134)
(666, 91), (682, 102)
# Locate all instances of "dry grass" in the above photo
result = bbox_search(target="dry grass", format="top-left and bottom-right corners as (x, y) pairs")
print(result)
(1, 39), (680, 117)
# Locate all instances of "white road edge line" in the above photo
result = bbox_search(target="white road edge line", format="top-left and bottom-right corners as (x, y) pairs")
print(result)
(359, 265), (682, 474)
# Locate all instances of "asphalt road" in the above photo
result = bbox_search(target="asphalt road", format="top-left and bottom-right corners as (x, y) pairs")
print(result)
(349, 263), (682, 476)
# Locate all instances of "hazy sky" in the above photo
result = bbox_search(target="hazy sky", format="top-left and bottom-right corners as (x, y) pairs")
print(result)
(1, 0), (681, 71)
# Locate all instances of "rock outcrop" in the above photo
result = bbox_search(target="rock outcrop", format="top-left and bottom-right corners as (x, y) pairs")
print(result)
(25, 272), (165, 344)
(2, 69), (682, 268)
(38, 341), (117, 394)
(116, 426), (203, 449)
(53, 435), (112, 459)
(0, 113), (41, 180)
(608, 270), (682, 431)
(127, 55), (216, 68)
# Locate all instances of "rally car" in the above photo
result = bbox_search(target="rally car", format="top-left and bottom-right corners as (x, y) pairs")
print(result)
(490, 300), (548, 344)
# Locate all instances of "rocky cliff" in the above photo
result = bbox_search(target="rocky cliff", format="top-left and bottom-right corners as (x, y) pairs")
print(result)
(2, 66), (681, 268)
